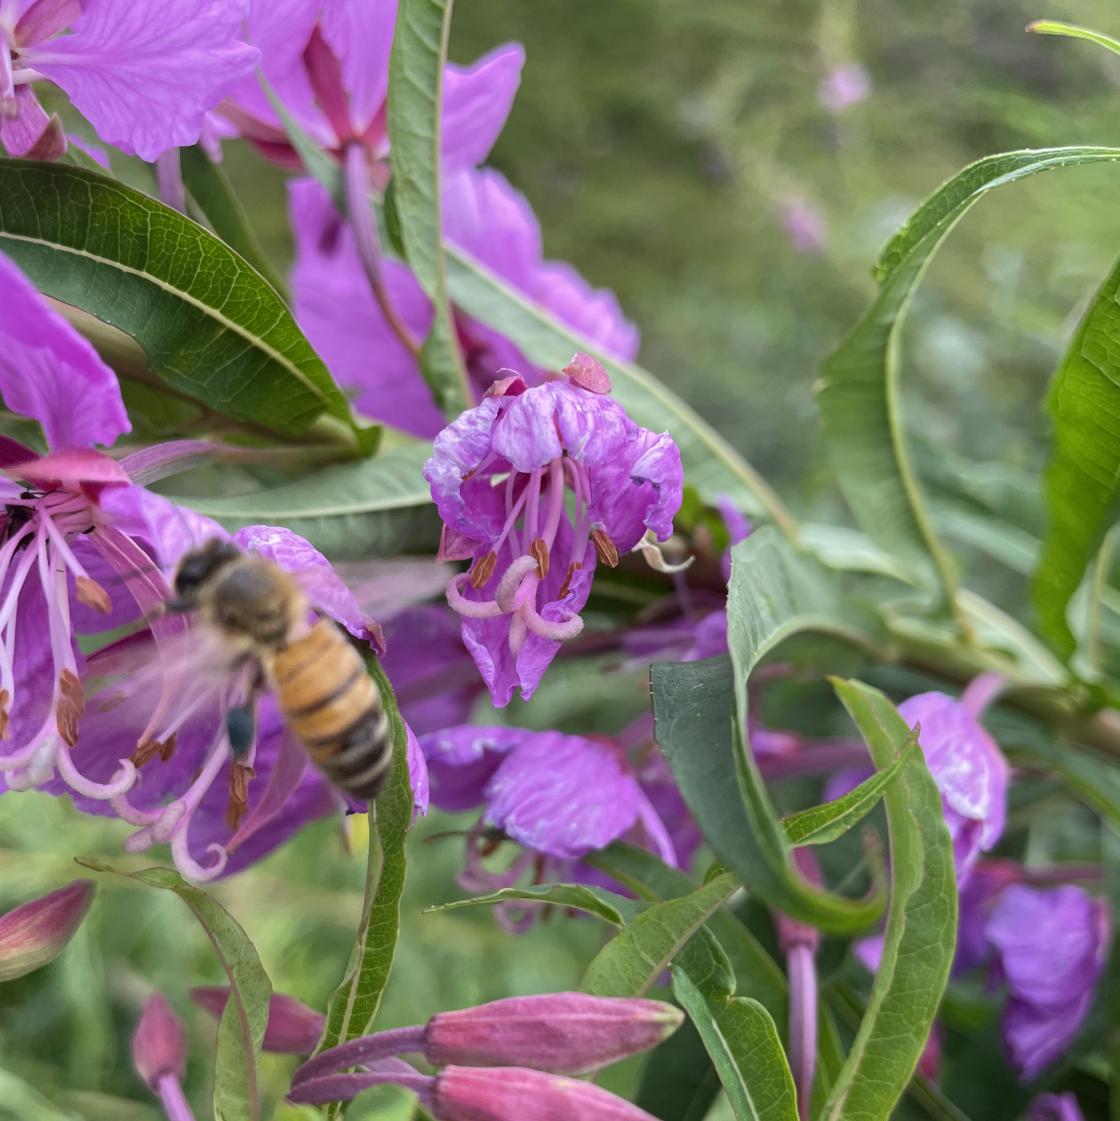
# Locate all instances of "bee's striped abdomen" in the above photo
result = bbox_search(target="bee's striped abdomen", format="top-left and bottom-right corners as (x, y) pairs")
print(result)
(271, 621), (391, 801)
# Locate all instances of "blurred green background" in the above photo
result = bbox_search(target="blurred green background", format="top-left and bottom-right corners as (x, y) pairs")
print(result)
(4, 0), (1120, 1116)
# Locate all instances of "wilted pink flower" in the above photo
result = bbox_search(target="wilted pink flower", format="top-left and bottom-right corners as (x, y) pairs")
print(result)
(0, 879), (94, 981)
(290, 169), (640, 436)
(818, 63), (872, 112)
(192, 986), (324, 1054)
(132, 993), (194, 1121)
(425, 368), (682, 704)
(0, 0), (257, 161)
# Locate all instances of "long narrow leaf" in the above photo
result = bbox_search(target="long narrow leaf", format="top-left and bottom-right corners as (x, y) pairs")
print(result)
(1033, 250), (1120, 658)
(0, 159), (371, 450)
(673, 967), (798, 1121)
(387, 0), (470, 415)
(820, 680), (957, 1121)
(314, 660), (413, 1062)
(77, 861), (270, 1121)
(818, 147), (1120, 601)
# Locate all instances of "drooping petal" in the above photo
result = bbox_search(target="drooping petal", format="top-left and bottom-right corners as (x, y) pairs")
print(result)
(27, 0), (259, 161)
(288, 177), (444, 437)
(441, 43), (525, 169)
(233, 524), (374, 643)
(419, 724), (523, 812)
(589, 429), (683, 548)
(0, 252), (129, 449)
(483, 732), (640, 859)
(897, 692), (1009, 882)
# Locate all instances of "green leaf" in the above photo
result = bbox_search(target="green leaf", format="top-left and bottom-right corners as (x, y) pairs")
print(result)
(442, 243), (797, 535)
(635, 1019), (723, 1121)
(653, 528), (880, 933)
(782, 734), (916, 846)
(1033, 250), (1120, 658)
(0, 160), (370, 450)
(387, 0), (470, 416)
(76, 861), (270, 1121)
(1027, 19), (1120, 58)
(673, 967), (799, 1121)
(176, 441), (438, 559)
(180, 145), (287, 297)
(819, 680), (958, 1121)
(581, 873), (738, 997)
(261, 77), (344, 211)
(314, 659), (413, 1061)
(425, 882), (644, 926)
(818, 146), (1120, 601)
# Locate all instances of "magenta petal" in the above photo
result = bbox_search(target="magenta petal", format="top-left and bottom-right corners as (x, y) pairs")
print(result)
(318, 0), (396, 134)
(441, 43), (524, 168)
(419, 724), (523, 812)
(0, 252), (129, 449)
(28, 0), (259, 161)
(11, 448), (130, 487)
(288, 177), (443, 437)
(227, 729), (308, 852)
(0, 85), (64, 158)
(483, 732), (640, 859)
(405, 722), (429, 817)
(533, 261), (640, 362)
(233, 525), (373, 642)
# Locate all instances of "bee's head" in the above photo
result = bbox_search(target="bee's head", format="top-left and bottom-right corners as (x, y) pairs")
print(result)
(169, 539), (242, 612)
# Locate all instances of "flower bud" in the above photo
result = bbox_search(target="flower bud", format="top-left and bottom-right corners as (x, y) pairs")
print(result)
(424, 993), (683, 1076)
(191, 987), (324, 1054)
(433, 1066), (661, 1121)
(0, 880), (94, 982)
(132, 994), (187, 1091)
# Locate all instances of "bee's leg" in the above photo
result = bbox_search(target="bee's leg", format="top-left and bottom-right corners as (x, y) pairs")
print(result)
(226, 664), (265, 760)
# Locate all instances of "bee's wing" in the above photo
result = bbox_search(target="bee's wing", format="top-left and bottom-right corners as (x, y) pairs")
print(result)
(324, 559), (453, 619)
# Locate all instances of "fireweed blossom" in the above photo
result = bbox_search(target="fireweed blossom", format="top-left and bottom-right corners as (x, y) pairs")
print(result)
(425, 363), (682, 706)
(0, 0), (257, 161)
(63, 515), (430, 881)
(290, 168), (640, 437)
(419, 724), (681, 928)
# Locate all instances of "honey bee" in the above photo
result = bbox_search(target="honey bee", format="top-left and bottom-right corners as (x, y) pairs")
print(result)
(168, 538), (392, 801)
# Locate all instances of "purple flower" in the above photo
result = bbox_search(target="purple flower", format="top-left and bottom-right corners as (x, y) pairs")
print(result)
(781, 199), (827, 255)
(0, 0), (258, 161)
(896, 691), (1009, 884)
(1027, 1094), (1086, 1121)
(289, 168), (640, 436)
(218, 0), (522, 172)
(0, 879), (94, 981)
(425, 369), (682, 705)
(985, 884), (1108, 1078)
(192, 986), (325, 1054)
(817, 63), (872, 113)
(64, 518), (430, 881)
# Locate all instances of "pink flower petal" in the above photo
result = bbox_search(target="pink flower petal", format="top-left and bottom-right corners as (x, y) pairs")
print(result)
(27, 0), (259, 161)
(441, 43), (524, 169)
(0, 253), (129, 449)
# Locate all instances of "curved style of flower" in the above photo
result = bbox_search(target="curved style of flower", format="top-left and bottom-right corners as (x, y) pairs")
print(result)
(425, 364), (682, 705)
(0, 0), (257, 161)
(64, 517), (431, 882)
(217, 0), (523, 174)
(289, 168), (640, 436)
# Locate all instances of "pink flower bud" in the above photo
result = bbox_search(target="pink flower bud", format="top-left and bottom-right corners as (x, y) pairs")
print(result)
(191, 987), (324, 1054)
(433, 1066), (661, 1121)
(132, 994), (187, 1091)
(0, 880), (94, 982)
(774, 849), (822, 954)
(425, 993), (683, 1075)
